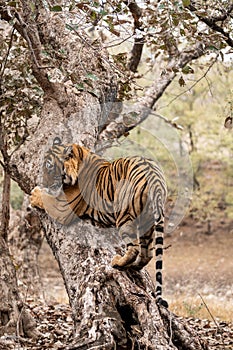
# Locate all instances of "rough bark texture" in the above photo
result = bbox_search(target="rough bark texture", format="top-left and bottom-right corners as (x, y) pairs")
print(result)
(0, 172), (39, 339)
(8, 203), (44, 298)
(0, 236), (39, 339)
(0, 171), (10, 241)
(36, 212), (208, 350)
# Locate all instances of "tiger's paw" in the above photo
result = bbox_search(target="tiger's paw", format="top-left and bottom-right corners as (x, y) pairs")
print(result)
(30, 186), (45, 210)
(111, 247), (139, 269)
(111, 255), (126, 269)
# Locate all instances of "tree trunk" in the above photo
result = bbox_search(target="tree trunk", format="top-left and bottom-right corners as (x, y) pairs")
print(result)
(38, 214), (208, 350)
(8, 90), (207, 348)
(0, 172), (39, 341)
(8, 203), (44, 299)
(0, 236), (39, 339)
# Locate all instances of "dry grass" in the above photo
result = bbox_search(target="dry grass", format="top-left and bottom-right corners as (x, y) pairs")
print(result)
(168, 295), (233, 323)
(147, 218), (233, 323)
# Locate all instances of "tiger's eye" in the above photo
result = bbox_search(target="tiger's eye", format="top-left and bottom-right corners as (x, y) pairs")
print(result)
(45, 159), (54, 169)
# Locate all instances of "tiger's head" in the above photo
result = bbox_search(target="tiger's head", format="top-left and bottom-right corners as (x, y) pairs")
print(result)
(42, 138), (88, 195)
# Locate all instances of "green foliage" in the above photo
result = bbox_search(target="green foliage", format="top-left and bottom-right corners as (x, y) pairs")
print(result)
(50, 5), (62, 12)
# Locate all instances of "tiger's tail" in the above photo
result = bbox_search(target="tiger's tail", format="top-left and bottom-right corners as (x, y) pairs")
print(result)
(154, 215), (168, 307)
(147, 165), (168, 307)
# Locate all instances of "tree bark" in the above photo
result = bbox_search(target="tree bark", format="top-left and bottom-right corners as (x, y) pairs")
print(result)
(0, 236), (39, 339)
(0, 174), (39, 340)
(31, 211), (208, 350)
(8, 203), (44, 299)
(0, 170), (10, 241)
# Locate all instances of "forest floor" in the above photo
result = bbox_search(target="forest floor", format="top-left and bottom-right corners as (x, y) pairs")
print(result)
(1, 217), (232, 349)
(160, 217), (233, 323)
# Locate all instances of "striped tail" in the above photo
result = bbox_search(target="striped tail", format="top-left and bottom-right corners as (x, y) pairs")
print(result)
(155, 219), (168, 308)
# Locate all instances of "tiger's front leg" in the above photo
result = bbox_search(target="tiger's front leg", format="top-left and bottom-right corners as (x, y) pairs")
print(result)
(30, 186), (76, 225)
(30, 186), (45, 209)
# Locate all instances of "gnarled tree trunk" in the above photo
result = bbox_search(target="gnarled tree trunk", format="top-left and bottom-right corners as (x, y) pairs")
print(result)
(0, 236), (39, 340)
(38, 214), (208, 350)
(0, 171), (39, 342)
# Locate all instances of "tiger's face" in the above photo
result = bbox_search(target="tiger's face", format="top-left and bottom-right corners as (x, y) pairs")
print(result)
(42, 138), (73, 195)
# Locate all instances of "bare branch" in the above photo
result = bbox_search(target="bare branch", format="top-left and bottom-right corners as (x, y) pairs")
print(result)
(198, 293), (220, 330)
(159, 53), (219, 110)
(0, 114), (10, 164)
(99, 43), (205, 141)
(14, 13), (54, 70)
(124, 1), (144, 72)
(0, 170), (10, 241)
(0, 2), (66, 102)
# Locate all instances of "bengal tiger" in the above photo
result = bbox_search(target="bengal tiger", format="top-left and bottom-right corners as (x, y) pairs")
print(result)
(30, 137), (168, 307)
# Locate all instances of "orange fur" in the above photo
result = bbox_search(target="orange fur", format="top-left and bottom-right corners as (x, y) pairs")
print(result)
(64, 145), (90, 185)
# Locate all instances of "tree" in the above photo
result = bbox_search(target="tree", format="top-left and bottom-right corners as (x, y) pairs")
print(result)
(0, 115), (39, 340)
(0, 0), (232, 348)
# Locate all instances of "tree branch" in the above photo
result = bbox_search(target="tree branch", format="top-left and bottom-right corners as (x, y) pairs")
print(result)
(124, 1), (144, 72)
(0, 114), (10, 165)
(210, 4), (233, 22)
(0, 2), (67, 104)
(0, 27), (15, 82)
(188, 3), (233, 48)
(14, 12), (54, 70)
(98, 43), (205, 142)
(159, 53), (219, 110)
(14, 9), (63, 99)
(0, 170), (10, 241)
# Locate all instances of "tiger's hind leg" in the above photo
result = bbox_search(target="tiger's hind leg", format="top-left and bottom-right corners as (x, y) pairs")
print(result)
(111, 245), (139, 269)
(111, 221), (139, 269)
(130, 214), (168, 307)
(129, 226), (155, 270)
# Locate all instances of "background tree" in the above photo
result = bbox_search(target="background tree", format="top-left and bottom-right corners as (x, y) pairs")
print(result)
(0, 0), (232, 349)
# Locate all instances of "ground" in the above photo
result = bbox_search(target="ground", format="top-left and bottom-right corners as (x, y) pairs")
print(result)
(1, 217), (232, 349)
(162, 218), (233, 323)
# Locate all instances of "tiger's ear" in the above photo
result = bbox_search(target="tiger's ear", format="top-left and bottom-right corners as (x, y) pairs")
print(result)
(53, 137), (62, 146)
(72, 144), (89, 160)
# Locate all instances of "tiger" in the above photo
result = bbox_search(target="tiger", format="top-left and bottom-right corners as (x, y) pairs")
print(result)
(30, 137), (168, 307)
